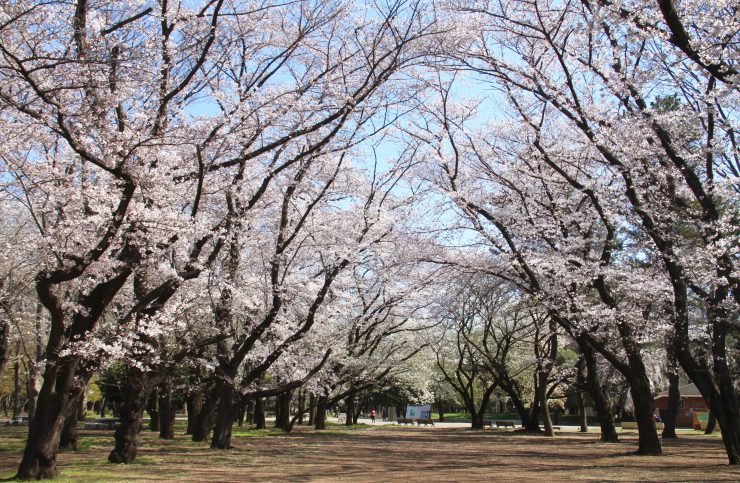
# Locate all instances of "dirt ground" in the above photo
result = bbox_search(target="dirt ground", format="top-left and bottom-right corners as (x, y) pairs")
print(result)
(1, 425), (739, 482)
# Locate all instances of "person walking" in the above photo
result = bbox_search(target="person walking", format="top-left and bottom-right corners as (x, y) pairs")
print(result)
(371, 408), (376, 423)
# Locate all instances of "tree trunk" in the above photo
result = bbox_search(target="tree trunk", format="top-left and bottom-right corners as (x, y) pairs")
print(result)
(27, 303), (45, 423)
(237, 399), (246, 427)
(345, 394), (355, 426)
(211, 379), (238, 449)
(0, 305), (9, 376)
(629, 378), (662, 455)
(158, 377), (175, 440)
(146, 390), (159, 432)
(578, 339), (618, 442)
(297, 390), (306, 425)
(576, 391), (588, 432)
(246, 399), (255, 425)
(77, 388), (87, 422)
(58, 398), (80, 451)
(186, 389), (203, 435)
(254, 397), (266, 429)
(16, 357), (82, 480)
(662, 357), (680, 439)
(470, 411), (484, 429)
(307, 394), (315, 426)
(108, 387), (148, 464)
(12, 339), (22, 418)
(27, 367), (41, 422)
(314, 396), (328, 430)
(538, 371), (554, 436)
(276, 390), (292, 432)
(705, 412), (717, 434)
(438, 403), (445, 422)
(99, 398), (107, 418)
(677, 330), (740, 464)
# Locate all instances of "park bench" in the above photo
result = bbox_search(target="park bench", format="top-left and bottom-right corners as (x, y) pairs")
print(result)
(396, 418), (414, 425)
(495, 420), (516, 428)
(83, 418), (120, 430)
(416, 418), (434, 426)
(4, 417), (28, 426)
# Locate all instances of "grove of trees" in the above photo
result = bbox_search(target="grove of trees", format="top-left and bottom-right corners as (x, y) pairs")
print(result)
(0, 0), (737, 479)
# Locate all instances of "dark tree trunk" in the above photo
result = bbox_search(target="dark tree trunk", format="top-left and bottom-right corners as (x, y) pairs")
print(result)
(629, 377), (662, 455)
(676, 323), (740, 463)
(307, 394), (315, 426)
(211, 379), (238, 449)
(254, 397), (266, 429)
(191, 386), (220, 443)
(99, 398), (107, 418)
(576, 391), (588, 432)
(27, 303), (44, 423)
(662, 357), (680, 439)
(12, 339), (22, 418)
(275, 391), (293, 432)
(438, 402), (445, 422)
(537, 372), (554, 436)
(159, 377), (175, 440)
(16, 357), (82, 480)
(297, 390), (306, 425)
(0, 302), (9, 376)
(146, 390), (159, 432)
(499, 376), (539, 432)
(58, 400), (80, 451)
(77, 389), (87, 422)
(237, 399), (246, 427)
(345, 394), (355, 427)
(186, 389), (203, 435)
(578, 339), (618, 442)
(108, 399), (146, 464)
(314, 396), (328, 430)
(705, 412), (717, 434)
(470, 411), (484, 429)
(246, 399), (255, 425)
(108, 372), (157, 464)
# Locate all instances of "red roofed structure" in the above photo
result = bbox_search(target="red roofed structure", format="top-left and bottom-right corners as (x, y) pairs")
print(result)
(654, 383), (709, 428)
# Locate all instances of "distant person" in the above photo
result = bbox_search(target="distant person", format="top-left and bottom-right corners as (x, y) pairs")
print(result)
(371, 408), (376, 423)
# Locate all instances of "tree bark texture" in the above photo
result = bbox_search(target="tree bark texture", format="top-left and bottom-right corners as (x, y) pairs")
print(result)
(158, 377), (175, 440)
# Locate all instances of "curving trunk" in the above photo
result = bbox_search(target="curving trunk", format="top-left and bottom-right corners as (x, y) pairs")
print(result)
(17, 357), (82, 480)
(108, 381), (151, 464)
(538, 372), (554, 437)
(578, 340), (618, 443)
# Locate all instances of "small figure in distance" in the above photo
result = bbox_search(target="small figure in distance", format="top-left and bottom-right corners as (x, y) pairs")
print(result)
(371, 408), (376, 423)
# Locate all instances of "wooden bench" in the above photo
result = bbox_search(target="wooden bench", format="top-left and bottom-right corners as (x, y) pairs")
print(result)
(416, 418), (434, 426)
(495, 420), (516, 428)
(396, 418), (414, 425)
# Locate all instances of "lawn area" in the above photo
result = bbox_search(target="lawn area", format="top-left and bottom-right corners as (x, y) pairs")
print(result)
(1, 423), (738, 481)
